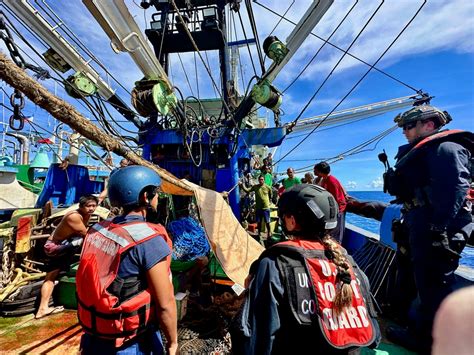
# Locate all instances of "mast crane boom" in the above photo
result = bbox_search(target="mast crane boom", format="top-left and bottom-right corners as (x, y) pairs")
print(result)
(83, 0), (179, 118)
(83, 0), (172, 87)
(290, 95), (420, 133)
(264, 0), (333, 83)
(3, 0), (143, 128)
(233, 0), (333, 127)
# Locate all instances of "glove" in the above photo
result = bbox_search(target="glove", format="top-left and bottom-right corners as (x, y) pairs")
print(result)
(430, 229), (461, 260)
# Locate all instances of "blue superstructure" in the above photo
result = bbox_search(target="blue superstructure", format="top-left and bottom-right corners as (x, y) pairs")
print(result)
(140, 126), (286, 217)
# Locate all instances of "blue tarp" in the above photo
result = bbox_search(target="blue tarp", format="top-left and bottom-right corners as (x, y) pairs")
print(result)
(35, 164), (104, 208)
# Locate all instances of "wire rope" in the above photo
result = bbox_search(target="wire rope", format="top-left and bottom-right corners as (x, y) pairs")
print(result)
(230, 11), (246, 94)
(254, 0), (421, 93)
(244, 0), (265, 74)
(288, 124), (397, 173)
(275, 0), (427, 165)
(282, 0), (359, 93)
(193, 52), (200, 99)
(32, 0), (133, 96)
(177, 53), (196, 96)
(236, 10), (258, 77)
(291, 1), (385, 126)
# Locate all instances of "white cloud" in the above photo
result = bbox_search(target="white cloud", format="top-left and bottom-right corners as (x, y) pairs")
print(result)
(346, 180), (357, 190)
(1, 0), (473, 129)
(369, 177), (384, 189)
(267, 0), (473, 85)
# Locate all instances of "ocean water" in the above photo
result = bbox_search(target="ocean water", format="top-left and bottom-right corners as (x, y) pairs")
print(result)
(346, 191), (473, 268)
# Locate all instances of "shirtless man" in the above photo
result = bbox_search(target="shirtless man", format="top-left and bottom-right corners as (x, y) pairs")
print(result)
(35, 195), (98, 319)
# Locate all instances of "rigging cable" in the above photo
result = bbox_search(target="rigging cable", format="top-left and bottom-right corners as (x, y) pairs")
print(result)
(260, 0), (295, 68)
(157, 9), (169, 62)
(90, 95), (138, 147)
(284, 114), (387, 140)
(193, 52), (200, 99)
(204, 51), (219, 98)
(275, 0), (427, 165)
(177, 53), (196, 96)
(282, 0), (359, 93)
(290, 1), (385, 126)
(92, 96), (138, 140)
(267, 1), (294, 39)
(32, 0), (133, 96)
(244, 0), (265, 74)
(254, 0), (421, 93)
(290, 124), (398, 173)
(230, 11), (246, 94)
(169, 0), (250, 150)
(236, 11), (258, 77)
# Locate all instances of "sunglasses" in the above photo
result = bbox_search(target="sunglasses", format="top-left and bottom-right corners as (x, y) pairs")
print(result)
(402, 121), (418, 131)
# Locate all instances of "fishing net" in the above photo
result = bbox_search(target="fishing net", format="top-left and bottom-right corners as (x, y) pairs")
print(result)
(175, 291), (244, 354)
(167, 217), (210, 261)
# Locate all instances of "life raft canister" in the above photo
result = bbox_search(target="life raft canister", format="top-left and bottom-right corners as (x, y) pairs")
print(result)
(270, 240), (379, 349)
(76, 219), (169, 347)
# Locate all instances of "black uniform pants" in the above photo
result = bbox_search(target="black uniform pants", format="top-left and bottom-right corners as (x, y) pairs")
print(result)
(400, 207), (471, 341)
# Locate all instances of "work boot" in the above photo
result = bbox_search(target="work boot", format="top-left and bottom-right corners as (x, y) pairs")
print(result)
(386, 325), (430, 354)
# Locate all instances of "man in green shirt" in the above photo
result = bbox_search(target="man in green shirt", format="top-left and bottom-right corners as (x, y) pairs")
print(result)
(262, 165), (273, 187)
(240, 175), (273, 242)
(282, 168), (301, 191)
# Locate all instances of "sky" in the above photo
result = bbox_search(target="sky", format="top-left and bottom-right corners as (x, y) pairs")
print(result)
(0, 0), (473, 190)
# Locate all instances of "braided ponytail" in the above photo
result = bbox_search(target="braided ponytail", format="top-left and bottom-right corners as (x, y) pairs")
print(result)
(321, 236), (353, 314)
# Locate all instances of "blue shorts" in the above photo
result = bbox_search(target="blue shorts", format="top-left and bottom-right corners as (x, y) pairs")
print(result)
(256, 209), (270, 223)
(80, 329), (164, 355)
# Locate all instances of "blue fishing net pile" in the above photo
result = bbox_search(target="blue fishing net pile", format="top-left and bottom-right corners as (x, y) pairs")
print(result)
(167, 217), (210, 261)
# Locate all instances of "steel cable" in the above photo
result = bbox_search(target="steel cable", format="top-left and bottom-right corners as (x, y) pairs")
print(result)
(275, 0), (427, 165)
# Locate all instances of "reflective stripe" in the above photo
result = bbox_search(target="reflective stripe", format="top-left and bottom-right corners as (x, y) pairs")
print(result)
(94, 224), (129, 247)
(122, 223), (157, 242)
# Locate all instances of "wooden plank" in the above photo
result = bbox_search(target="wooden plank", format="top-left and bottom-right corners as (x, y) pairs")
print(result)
(0, 310), (81, 354)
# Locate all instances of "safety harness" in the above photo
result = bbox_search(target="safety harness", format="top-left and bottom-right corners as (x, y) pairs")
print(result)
(76, 219), (169, 347)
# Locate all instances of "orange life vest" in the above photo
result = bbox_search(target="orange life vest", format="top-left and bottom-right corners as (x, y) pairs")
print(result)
(268, 240), (379, 349)
(76, 219), (170, 347)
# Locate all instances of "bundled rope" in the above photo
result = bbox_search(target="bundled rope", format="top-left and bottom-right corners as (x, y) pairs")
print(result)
(167, 217), (210, 261)
(0, 268), (46, 302)
(0, 227), (14, 282)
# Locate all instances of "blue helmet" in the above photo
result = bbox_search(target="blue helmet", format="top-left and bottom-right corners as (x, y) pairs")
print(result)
(108, 165), (162, 207)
